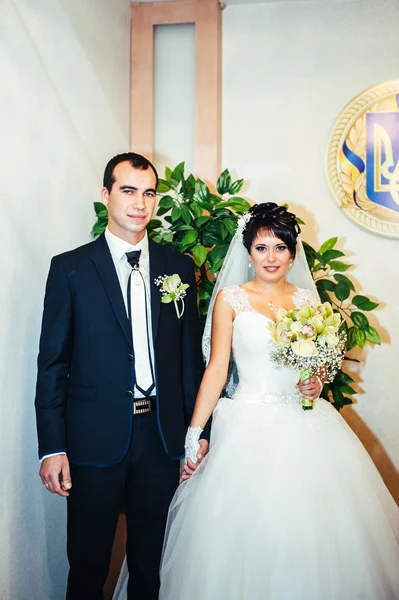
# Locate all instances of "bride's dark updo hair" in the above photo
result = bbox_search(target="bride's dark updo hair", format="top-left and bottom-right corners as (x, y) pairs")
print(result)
(242, 202), (301, 259)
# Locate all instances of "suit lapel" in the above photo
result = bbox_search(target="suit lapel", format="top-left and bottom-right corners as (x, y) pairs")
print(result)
(90, 234), (132, 346)
(149, 238), (166, 344)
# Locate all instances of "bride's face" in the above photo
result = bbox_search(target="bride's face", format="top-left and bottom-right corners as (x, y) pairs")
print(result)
(249, 231), (292, 283)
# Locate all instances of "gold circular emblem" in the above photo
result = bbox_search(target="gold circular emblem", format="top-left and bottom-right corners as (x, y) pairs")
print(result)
(327, 80), (399, 238)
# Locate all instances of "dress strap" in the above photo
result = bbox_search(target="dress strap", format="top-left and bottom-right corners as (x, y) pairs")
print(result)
(222, 285), (254, 315)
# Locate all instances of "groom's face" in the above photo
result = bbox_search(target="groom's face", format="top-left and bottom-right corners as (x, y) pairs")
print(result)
(101, 161), (157, 243)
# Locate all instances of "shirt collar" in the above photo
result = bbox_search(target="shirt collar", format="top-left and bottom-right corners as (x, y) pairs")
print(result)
(105, 227), (149, 261)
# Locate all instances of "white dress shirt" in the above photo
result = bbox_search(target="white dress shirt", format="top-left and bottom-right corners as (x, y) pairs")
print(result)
(104, 227), (156, 398)
(41, 228), (156, 462)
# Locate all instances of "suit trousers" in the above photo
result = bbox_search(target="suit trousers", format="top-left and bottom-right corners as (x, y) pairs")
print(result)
(65, 409), (180, 600)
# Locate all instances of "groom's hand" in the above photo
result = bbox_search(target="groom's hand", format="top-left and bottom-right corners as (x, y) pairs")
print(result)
(40, 455), (72, 497)
(180, 440), (209, 483)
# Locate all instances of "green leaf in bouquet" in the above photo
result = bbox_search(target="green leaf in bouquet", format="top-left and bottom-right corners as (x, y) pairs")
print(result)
(319, 237), (337, 255)
(229, 178), (244, 195)
(171, 206), (182, 222)
(335, 282), (350, 302)
(192, 244), (207, 267)
(165, 166), (173, 181)
(334, 370), (355, 385)
(181, 230), (198, 246)
(365, 326), (381, 345)
(352, 295), (379, 311)
(162, 231), (174, 244)
(340, 385), (356, 395)
(316, 279), (336, 291)
(216, 169), (232, 194)
(157, 178), (173, 193)
(333, 274), (355, 291)
(171, 162), (185, 184)
(339, 319), (349, 335)
(351, 311), (369, 330)
(329, 261), (352, 272)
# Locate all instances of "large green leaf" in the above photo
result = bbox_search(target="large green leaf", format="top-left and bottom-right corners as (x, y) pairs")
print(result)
(171, 162), (185, 184)
(180, 204), (192, 225)
(351, 311), (369, 330)
(181, 230), (198, 246)
(347, 327), (357, 351)
(335, 282), (350, 302)
(208, 243), (230, 275)
(214, 197), (251, 213)
(192, 244), (207, 267)
(303, 241), (316, 270)
(333, 274), (355, 292)
(229, 178), (244, 195)
(321, 249), (345, 261)
(157, 178), (173, 193)
(158, 195), (175, 210)
(316, 279), (336, 291)
(171, 206), (182, 222)
(94, 202), (107, 216)
(216, 169), (232, 195)
(365, 326), (381, 345)
(195, 215), (210, 227)
(319, 237), (337, 255)
(147, 219), (162, 233)
(352, 295), (379, 311)
(355, 328), (366, 348)
(329, 261), (352, 272)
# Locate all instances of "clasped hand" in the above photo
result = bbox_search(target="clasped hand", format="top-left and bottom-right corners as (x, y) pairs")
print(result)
(296, 375), (323, 403)
(180, 439), (209, 484)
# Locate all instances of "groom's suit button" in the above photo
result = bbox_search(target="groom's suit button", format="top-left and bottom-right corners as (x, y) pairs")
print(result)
(128, 354), (134, 361)
(127, 390), (134, 397)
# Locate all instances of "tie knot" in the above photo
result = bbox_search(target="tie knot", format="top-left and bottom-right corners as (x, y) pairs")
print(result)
(126, 249), (141, 269)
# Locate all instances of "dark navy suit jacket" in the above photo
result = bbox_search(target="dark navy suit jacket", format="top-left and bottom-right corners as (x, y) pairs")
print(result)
(35, 234), (205, 466)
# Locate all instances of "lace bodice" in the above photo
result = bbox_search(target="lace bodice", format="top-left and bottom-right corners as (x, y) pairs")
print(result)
(221, 285), (318, 405)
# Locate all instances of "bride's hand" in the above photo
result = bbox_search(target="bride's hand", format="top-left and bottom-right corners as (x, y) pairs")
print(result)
(180, 440), (209, 484)
(296, 375), (323, 402)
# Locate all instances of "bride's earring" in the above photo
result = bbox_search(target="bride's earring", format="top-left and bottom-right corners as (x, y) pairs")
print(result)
(249, 258), (253, 269)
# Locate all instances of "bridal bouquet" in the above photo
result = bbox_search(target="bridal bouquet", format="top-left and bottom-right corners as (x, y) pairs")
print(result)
(268, 302), (346, 410)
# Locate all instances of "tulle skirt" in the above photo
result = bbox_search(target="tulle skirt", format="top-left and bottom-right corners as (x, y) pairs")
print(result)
(159, 397), (399, 600)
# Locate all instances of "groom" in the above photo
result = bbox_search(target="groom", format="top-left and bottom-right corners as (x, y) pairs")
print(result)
(35, 152), (209, 600)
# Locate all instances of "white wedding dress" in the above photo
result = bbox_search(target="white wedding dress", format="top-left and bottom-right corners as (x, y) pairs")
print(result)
(157, 286), (399, 600)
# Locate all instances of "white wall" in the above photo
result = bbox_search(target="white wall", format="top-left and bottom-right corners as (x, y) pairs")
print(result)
(223, 0), (399, 499)
(0, 0), (130, 598)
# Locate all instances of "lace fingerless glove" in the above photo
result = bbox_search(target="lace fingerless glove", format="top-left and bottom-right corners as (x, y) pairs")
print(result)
(184, 426), (203, 464)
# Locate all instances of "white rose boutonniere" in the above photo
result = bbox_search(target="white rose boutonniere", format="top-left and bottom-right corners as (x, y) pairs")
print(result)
(154, 274), (189, 318)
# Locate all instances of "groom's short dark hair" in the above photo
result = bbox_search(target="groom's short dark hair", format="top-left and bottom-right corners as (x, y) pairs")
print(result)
(103, 152), (159, 193)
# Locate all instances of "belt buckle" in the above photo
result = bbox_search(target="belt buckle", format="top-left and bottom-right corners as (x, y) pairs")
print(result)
(133, 399), (152, 415)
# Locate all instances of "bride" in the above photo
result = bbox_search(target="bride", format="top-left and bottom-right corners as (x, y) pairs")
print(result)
(115, 202), (399, 600)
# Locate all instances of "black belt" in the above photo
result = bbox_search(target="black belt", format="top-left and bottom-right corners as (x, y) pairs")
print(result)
(133, 395), (156, 415)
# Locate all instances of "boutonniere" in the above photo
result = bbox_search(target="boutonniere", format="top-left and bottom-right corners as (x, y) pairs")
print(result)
(154, 274), (189, 318)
